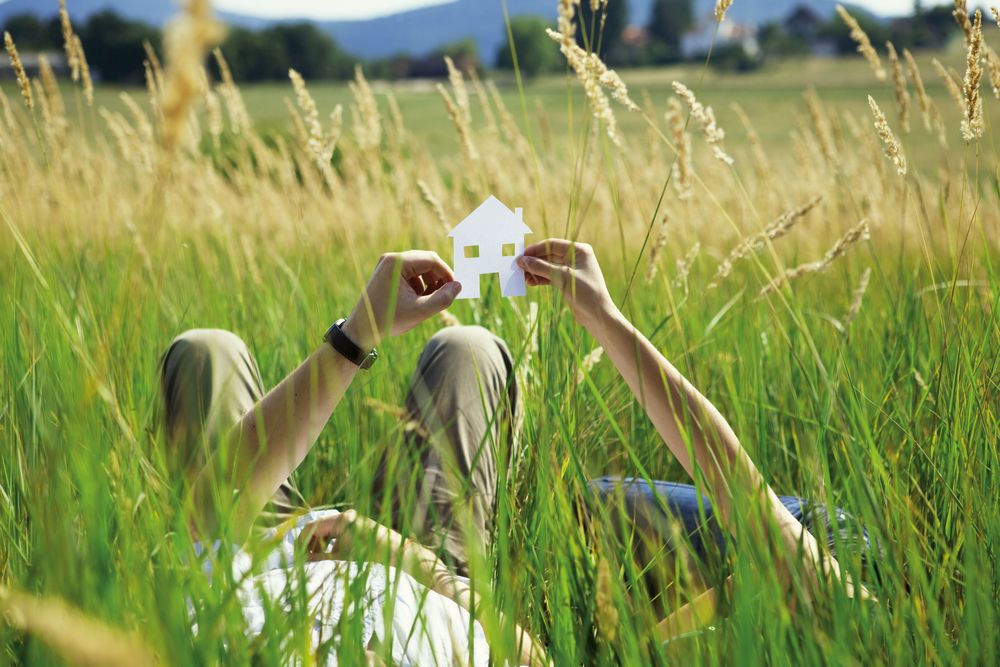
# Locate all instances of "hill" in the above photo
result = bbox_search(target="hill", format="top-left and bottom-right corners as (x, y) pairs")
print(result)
(0, 0), (852, 60)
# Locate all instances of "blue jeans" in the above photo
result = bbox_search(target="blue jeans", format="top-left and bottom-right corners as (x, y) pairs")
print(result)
(588, 476), (881, 570)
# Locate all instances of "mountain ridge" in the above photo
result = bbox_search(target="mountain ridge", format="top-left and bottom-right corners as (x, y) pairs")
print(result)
(0, 0), (857, 60)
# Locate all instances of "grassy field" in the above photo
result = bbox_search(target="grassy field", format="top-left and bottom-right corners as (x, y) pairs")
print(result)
(1, 11), (999, 667)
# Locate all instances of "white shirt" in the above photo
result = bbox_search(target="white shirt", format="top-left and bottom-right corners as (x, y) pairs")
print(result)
(193, 510), (491, 666)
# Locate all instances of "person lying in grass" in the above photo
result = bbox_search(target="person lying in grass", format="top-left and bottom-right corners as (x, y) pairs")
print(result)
(162, 240), (878, 666)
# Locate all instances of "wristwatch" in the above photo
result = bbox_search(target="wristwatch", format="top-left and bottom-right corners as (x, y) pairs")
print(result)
(324, 318), (378, 370)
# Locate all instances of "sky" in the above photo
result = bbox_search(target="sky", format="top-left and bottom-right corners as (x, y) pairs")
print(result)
(212, 0), (954, 22)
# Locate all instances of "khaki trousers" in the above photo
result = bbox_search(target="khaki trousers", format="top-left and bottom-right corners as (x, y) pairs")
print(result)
(160, 326), (519, 572)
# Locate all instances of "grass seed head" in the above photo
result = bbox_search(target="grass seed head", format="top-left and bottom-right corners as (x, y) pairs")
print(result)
(844, 267), (872, 331)
(3, 32), (33, 110)
(759, 219), (870, 297)
(954, 0), (973, 42)
(72, 35), (94, 106)
(59, 0), (80, 82)
(666, 98), (693, 199)
(933, 57), (966, 112)
(886, 42), (910, 133)
(903, 48), (933, 131)
(961, 10), (984, 141)
(715, 0), (734, 22)
(836, 5), (887, 80)
(672, 81), (734, 165)
(867, 95), (907, 176)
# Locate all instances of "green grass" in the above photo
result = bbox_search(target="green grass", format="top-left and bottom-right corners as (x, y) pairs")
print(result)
(1, 48), (999, 666)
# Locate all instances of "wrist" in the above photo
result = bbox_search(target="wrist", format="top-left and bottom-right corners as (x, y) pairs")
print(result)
(581, 299), (622, 338)
(341, 310), (378, 352)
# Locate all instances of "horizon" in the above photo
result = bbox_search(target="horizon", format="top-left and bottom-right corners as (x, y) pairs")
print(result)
(0, 0), (957, 22)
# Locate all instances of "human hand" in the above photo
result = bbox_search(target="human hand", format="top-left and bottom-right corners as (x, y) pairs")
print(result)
(343, 251), (461, 350)
(516, 239), (616, 331)
(299, 509), (405, 562)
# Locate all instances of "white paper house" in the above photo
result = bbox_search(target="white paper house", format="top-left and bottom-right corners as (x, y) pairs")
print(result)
(449, 196), (532, 299)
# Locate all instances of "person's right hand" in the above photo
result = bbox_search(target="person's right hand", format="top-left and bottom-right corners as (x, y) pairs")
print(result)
(342, 251), (461, 351)
(516, 239), (616, 331)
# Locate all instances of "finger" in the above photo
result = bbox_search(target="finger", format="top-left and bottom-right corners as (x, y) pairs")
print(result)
(397, 251), (454, 282)
(406, 273), (427, 295)
(415, 280), (462, 314)
(523, 239), (572, 260)
(517, 256), (569, 286)
(525, 273), (550, 287)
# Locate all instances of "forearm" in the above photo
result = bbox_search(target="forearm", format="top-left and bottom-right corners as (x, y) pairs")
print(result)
(192, 342), (360, 537)
(589, 306), (833, 578)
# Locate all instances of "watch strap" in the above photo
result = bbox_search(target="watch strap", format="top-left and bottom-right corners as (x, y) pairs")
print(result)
(324, 318), (378, 369)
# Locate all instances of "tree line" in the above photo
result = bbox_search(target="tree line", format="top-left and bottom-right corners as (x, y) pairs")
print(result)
(2, 2), (971, 84)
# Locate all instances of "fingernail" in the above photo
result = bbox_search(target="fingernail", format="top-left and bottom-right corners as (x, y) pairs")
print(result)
(450, 281), (462, 295)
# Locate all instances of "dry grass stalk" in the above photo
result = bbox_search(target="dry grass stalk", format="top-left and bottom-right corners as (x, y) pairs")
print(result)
(903, 48), (933, 131)
(438, 309), (461, 327)
(844, 267), (872, 331)
(886, 42), (910, 133)
(961, 10), (984, 141)
(804, 87), (836, 160)
(953, 0), (973, 42)
(0, 86), (14, 132)
(666, 98), (693, 199)
(289, 69), (334, 167)
(417, 179), (449, 230)
(444, 55), (471, 125)
(160, 0), (225, 151)
(468, 68), (497, 135)
(672, 81), (733, 165)
(38, 55), (66, 122)
(212, 49), (250, 134)
(59, 0), (80, 81)
(205, 89), (222, 150)
(731, 102), (771, 176)
(0, 586), (158, 667)
(594, 557), (619, 643)
(710, 196), (822, 289)
(4, 32), (33, 110)
(437, 83), (479, 161)
(119, 92), (154, 145)
(646, 213), (670, 283)
(545, 22), (638, 147)
(73, 35), (94, 106)
(759, 219), (870, 298)
(867, 96), (907, 176)
(486, 79), (523, 147)
(933, 57), (966, 112)
(348, 65), (382, 151)
(576, 347), (605, 386)
(984, 46), (1000, 99)
(673, 241), (701, 289)
(715, 0), (734, 22)
(992, 6), (999, 24)
(836, 5), (886, 80)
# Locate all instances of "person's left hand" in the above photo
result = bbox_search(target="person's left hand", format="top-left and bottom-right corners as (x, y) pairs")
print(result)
(299, 509), (405, 562)
(342, 251), (461, 350)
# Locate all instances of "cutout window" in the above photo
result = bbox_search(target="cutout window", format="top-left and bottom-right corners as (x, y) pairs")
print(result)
(464, 245), (480, 259)
(501, 243), (516, 257)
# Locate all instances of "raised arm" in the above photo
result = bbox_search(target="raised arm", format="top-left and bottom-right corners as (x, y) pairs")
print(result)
(517, 240), (866, 604)
(190, 251), (462, 539)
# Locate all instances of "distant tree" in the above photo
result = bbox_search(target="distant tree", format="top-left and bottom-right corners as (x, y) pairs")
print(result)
(218, 23), (353, 82)
(218, 27), (289, 81)
(80, 11), (160, 83)
(496, 15), (561, 77)
(576, 0), (628, 64)
(433, 38), (479, 62)
(757, 21), (810, 59)
(647, 0), (693, 63)
(821, 9), (889, 56)
(264, 23), (353, 80)
(2, 14), (51, 51)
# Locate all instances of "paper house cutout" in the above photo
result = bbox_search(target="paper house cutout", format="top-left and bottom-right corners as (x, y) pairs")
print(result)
(449, 195), (532, 299)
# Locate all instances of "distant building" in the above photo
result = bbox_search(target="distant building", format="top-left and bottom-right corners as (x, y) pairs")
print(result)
(681, 14), (759, 60)
(621, 25), (650, 50)
(0, 52), (69, 80)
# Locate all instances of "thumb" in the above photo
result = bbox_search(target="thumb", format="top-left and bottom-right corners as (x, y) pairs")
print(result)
(416, 280), (462, 314)
(517, 255), (569, 286)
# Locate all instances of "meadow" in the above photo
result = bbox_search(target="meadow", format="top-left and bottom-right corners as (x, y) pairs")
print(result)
(1, 3), (999, 666)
